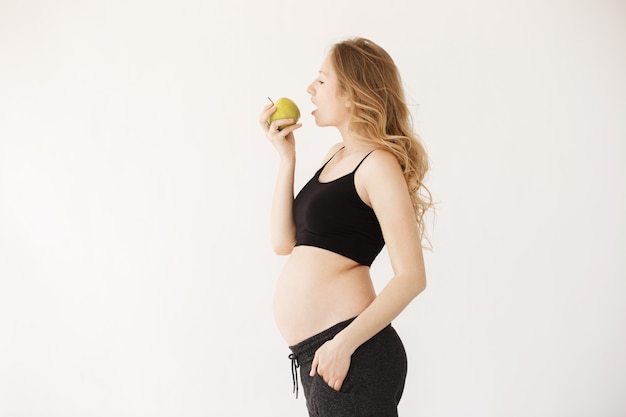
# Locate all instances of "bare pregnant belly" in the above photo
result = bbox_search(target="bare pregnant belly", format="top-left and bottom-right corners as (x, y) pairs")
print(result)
(273, 246), (377, 346)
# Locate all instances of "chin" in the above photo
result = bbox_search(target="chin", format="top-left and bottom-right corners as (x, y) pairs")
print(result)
(314, 117), (330, 127)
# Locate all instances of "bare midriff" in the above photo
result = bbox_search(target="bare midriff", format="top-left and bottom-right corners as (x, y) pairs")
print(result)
(273, 245), (377, 346)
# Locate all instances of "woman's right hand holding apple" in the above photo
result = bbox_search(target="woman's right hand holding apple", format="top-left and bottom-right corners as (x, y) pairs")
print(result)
(259, 103), (302, 161)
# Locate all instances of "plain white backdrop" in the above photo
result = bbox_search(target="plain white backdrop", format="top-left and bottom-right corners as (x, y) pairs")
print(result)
(1, 0), (625, 416)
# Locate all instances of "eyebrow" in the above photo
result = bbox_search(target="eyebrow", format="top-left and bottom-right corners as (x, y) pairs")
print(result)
(319, 70), (326, 74)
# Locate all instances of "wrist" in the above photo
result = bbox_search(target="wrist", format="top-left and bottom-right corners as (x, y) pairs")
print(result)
(333, 329), (359, 356)
(278, 154), (296, 168)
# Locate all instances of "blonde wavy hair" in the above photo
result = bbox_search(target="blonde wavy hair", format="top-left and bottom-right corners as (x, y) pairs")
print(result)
(330, 37), (433, 242)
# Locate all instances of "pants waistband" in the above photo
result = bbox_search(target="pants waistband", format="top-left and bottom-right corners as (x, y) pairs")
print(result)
(287, 317), (356, 398)
(288, 317), (356, 365)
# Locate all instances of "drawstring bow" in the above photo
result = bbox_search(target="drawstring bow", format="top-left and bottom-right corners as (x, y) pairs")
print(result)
(288, 353), (299, 398)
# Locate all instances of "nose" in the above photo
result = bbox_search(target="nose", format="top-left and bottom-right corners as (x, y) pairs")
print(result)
(306, 82), (315, 96)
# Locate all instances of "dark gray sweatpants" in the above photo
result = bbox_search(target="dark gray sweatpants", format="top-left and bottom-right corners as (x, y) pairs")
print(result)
(288, 318), (408, 417)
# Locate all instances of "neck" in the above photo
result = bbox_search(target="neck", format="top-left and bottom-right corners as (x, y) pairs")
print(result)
(337, 125), (370, 153)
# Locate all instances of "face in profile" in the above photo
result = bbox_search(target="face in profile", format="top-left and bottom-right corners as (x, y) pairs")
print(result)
(306, 54), (351, 130)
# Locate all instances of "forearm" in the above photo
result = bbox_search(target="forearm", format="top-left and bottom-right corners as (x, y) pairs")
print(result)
(270, 156), (297, 254)
(334, 271), (426, 354)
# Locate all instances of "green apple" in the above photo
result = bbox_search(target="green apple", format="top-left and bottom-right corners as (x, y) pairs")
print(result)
(268, 97), (300, 130)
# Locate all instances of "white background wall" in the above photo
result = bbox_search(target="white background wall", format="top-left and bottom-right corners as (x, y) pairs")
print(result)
(1, 1), (625, 416)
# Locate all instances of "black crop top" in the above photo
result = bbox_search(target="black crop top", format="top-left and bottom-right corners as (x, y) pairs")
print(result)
(293, 148), (385, 266)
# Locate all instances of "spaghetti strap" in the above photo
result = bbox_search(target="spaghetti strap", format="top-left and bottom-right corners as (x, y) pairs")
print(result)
(320, 146), (345, 169)
(352, 150), (377, 173)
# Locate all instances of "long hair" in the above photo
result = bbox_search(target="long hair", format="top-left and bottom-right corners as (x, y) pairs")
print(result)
(330, 37), (433, 242)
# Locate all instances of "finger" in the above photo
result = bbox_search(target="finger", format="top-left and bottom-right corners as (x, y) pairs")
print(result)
(333, 377), (344, 392)
(282, 123), (302, 137)
(310, 355), (318, 377)
(266, 122), (284, 136)
(278, 121), (301, 134)
(258, 104), (277, 126)
(267, 120), (300, 136)
(274, 119), (294, 131)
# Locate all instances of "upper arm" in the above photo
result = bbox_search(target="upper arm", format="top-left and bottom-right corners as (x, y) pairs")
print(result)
(357, 151), (426, 284)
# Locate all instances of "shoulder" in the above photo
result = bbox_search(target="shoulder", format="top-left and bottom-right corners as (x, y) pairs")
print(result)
(358, 148), (403, 180)
(355, 148), (407, 207)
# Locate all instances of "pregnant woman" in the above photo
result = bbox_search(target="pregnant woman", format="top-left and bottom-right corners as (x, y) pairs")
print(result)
(259, 37), (432, 417)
